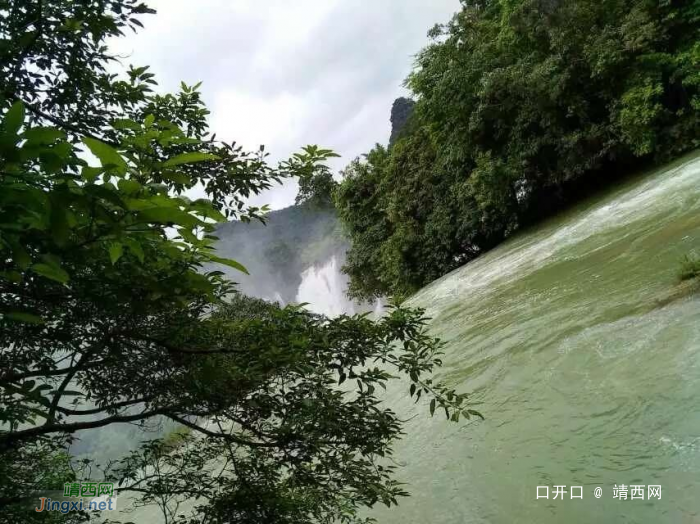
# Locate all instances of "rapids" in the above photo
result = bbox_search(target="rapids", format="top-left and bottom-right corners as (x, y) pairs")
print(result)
(367, 152), (700, 523)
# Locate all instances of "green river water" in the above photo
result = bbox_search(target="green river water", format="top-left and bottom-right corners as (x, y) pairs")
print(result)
(368, 152), (700, 524)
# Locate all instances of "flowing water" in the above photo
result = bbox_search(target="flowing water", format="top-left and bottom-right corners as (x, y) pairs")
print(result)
(296, 256), (358, 316)
(366, 152), (700, 523)
(295, 255), (384, 316)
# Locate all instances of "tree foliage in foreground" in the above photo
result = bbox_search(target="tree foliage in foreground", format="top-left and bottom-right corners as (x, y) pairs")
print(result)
(0, 1), (475, 523)
(337, 0), (700, 300)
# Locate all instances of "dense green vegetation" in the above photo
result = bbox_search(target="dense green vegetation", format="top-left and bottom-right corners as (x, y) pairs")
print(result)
(0, 2), (475, 523)
(337, 0), (700, 300)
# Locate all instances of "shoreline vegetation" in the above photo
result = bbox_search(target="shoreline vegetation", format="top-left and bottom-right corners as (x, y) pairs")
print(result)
(334, 0), (700, 301)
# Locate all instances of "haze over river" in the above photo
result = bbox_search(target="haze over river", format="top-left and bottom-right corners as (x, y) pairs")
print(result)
(368, 153), (700, 524)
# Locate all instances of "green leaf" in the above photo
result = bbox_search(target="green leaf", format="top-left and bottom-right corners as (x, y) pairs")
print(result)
(10, 242), (32, 270)
(466, 409), (484, 420)
(4, 101), (25, 134)
(162, 152), (219, 168)
(49, 199), (70, 247)
(130, 65), (150, 78)
(84, 183), (125, 208)
(161, 171), (191, 185)
(178, 227), (202, 246)
(0, 271), (23, 283)
(136, 207), (203, 229)
(59, 18), (82, 32)
(23, 127), (66, 145)
(31, 262), (69, 284)
(429, 399), (436, 416)
(112, 119), (141, 131)
(109, 243), (123, 265)
(208, 255), (249, 275)
(118, 178), (142, 195)
(82, 137), (127, 175)
(81, 166), (103, 183)
(191, 199), (227, 222)
(5, 312), (44, 324)
(124, 238), (145, 263)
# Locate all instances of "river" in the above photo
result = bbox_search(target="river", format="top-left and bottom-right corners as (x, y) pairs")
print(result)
(112, 152), (700, 523)
(366, 152), (700, 523)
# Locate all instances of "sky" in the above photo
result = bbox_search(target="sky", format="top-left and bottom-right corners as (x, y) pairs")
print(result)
(110, 0), (459, 210)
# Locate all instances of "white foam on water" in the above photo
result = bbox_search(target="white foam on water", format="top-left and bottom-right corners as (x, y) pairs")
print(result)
(411, 155), (700, 313)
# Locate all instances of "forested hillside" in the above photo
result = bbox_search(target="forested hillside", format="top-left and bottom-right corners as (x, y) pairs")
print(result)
(336, 0), (700, 300)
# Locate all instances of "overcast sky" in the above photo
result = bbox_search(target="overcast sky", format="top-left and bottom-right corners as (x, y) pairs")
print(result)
(110, 0), (459, 210)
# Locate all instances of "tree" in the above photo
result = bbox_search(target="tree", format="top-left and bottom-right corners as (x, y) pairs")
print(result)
(335, 145), (393, 300)
(0, 2), (475, 523)
(295, 145), (339, 208)
(336, 0), (700, 299)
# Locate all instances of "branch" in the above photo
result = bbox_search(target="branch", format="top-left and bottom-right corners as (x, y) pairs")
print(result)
(115, 486), (207, 498)
(122, 332), (242, 356)
(4, 91), (120, 147)
(163, 413), (280, 449)
(47, 358), (82, 422)
(46, 340), (107, 421)
(1, 409), (166, 445)
(55, 395), (156, 417)
(1, 365), (82, 385)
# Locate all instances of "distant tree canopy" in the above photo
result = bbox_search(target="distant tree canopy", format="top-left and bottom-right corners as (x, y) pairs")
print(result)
(295, 145), (339, 208)
(0, 2), (475, 523)
(336, 0), (700, 300)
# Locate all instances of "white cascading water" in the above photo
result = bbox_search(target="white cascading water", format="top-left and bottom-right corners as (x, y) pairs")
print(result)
(295, 255), (358, 316)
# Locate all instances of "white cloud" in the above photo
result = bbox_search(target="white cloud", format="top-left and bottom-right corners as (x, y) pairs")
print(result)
(209, 90), (307, 152)
(110, 0), (460, 209)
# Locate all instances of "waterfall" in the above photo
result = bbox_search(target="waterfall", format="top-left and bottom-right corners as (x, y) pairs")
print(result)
(295, 256), (357, 316)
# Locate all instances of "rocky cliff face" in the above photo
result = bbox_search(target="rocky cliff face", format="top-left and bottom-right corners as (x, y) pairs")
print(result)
(389, 97), (415, 146)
